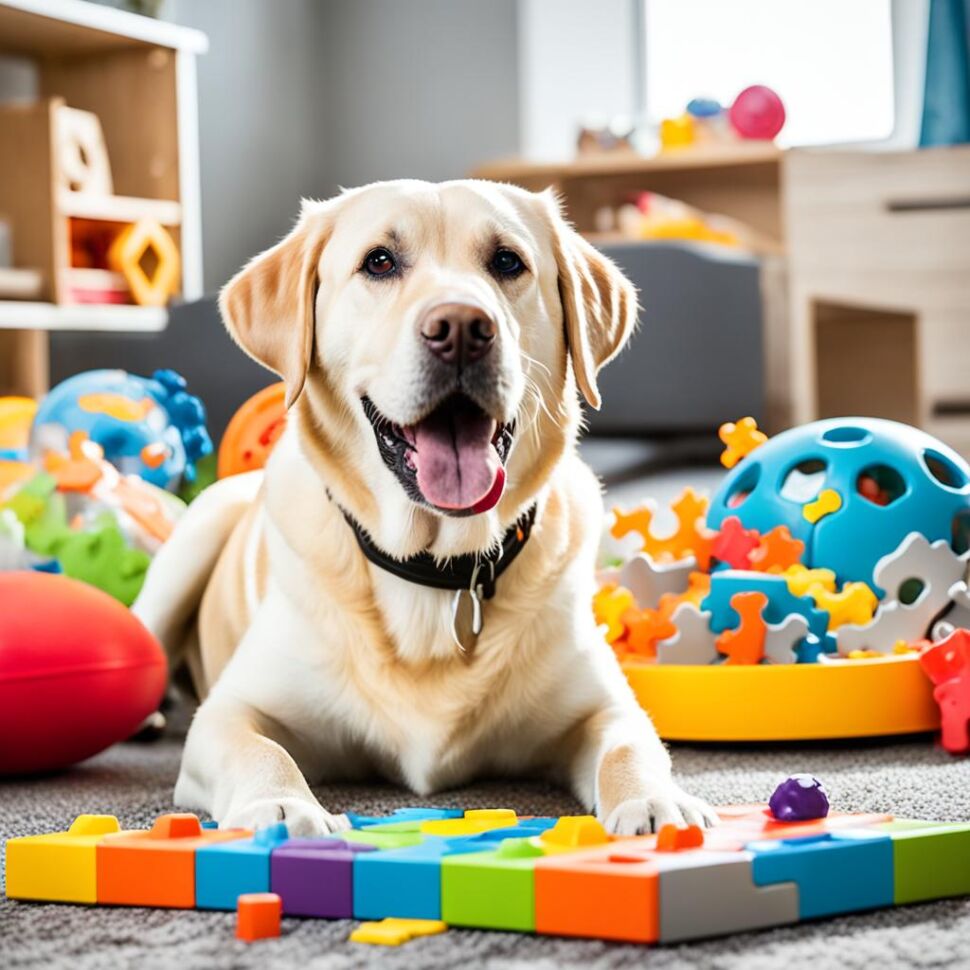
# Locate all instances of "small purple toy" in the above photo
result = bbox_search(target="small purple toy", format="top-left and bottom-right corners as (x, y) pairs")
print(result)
(769, 774), (830, 822)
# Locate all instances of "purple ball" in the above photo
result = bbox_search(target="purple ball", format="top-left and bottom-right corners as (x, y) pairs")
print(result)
(769, 774), (830, 822)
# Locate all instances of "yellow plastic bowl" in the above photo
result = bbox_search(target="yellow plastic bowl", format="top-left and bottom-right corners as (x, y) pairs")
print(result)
(622, 654), (940, 742)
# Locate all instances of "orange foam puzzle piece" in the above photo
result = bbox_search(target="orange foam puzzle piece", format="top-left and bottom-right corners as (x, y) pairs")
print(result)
(611, 488), (712, 564)
(96, 813), (250, 908)
(749, 526), (804, 573)
(656, 824), (704, 851)
(237, 892), (282, 942)
(716, 591), (768, 665)
(622, 606), (677, 657)
(718, 416), (767, 469)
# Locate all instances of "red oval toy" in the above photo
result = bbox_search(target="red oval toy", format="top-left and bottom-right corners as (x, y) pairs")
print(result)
(0, 572), (167, 774)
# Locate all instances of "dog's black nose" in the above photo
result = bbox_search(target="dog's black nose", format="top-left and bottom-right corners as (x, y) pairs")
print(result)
(420, 303), (496, 366)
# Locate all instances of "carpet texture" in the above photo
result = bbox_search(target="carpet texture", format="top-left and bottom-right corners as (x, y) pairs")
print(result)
(3, 725), (970, 970)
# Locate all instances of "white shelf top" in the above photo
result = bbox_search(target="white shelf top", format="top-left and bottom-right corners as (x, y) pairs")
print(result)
(0, 300), (168, 332)
(0, 0), (208, 55)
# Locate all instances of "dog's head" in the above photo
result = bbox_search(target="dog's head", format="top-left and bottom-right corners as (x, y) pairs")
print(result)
(220, 180), (637, 553)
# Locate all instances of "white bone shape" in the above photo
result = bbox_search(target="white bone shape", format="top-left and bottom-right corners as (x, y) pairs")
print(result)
(657, 602), (720, 665)
(619, 553), (696, 610)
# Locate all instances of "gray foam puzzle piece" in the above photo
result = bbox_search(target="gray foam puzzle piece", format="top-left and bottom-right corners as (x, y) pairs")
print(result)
(619, 553), (695, 610)
(931, 581), (970, 641)
(657, 602), (719, 665)
(763, 613), (807, 665)
(838, 533), (967, 655)
(657, 852), (800, 943)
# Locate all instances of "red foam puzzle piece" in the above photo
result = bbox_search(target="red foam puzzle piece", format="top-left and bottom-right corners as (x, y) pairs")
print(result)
(920, 630), (970, 754)
(711, 516), (761, 570)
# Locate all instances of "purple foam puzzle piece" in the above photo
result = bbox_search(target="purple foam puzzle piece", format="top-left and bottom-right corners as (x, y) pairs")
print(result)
(270, 838), (378, 917)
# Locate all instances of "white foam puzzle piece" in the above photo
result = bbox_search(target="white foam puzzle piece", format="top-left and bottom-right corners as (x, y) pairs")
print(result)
(763, 613), (807, 665)
(837, 533), (968, 655)
(619, 553), (696, 610)
(657, 602), (719, 665)
(931, 581), (970, 642)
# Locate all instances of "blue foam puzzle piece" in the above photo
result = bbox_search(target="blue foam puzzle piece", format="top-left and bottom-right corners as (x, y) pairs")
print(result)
(195, 823), (290, 910)
(702, 571), (830, 657)
(747, 830), (894, 919)
(351, 819), (558, 919)
(345, 807), (464, 829)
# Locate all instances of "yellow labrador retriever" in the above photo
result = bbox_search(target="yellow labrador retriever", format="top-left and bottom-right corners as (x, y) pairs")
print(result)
(134, 179), (715, 836)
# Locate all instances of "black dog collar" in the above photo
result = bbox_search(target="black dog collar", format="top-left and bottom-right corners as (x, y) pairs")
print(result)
(339, 503), (537, 602)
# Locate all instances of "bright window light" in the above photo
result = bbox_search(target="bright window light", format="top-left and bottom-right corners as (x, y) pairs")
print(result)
(644, 0), (896, 146)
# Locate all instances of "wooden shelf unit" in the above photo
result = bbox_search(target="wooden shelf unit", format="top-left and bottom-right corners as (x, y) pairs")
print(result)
(0, 0), (207, 397)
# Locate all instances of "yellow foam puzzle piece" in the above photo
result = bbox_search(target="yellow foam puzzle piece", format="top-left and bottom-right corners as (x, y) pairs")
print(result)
(812, 581), (879, 630)
(593, 584), (636, 643)
(5, 815), (122, 904)
(539, 815), (610, 854)
(420, 808), (517, 837)
(718, 416), (767, 469)
(803, 488), (842, 524)
(350, 918), (448, 946)
(782, 565), (837, 599)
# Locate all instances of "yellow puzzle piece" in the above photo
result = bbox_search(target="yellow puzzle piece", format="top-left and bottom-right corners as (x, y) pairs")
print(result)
(803, 488), (842, 524)
(813, 582), (879, 629)
(5, 815), (122, 903)
(350, 918), (448, 946)
(539, 815), (609, 854)
(782, 565), (837, 599)
(593, 584), (636, 643)
(718, 417), (767, 469)
(420, 808), (517, 837)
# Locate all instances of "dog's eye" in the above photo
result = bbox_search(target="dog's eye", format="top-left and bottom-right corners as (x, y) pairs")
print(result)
(490, 248), (525, 278)
(363, 248), (397, 278)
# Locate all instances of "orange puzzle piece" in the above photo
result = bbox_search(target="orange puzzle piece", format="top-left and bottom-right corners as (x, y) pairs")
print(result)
(716, 591), (768, 665)
(656, 824), (704, 851)
(749, 526), (804, 573)
(622, 606), (677, 657)
(96, 814), (249, 908)
(237, 892), (282, 942)
(611, 488), (713, 564)
(718, 416), (767, 469)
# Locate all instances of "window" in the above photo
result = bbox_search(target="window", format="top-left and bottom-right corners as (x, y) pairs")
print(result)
(643, 0), (896, 146)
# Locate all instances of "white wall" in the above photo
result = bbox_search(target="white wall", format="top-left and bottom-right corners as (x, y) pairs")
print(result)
(518, 0), (640, 160)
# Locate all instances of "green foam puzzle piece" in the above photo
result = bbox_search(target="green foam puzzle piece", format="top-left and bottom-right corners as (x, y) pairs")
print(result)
(441, 838), (544, 931)
(342, 829), (425, 850)
(875, 819), (970, 904)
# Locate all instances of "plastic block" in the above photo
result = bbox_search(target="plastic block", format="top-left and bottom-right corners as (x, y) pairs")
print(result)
(344, 807), (463, 829)
(535, 844), (661, 943)
(96, 814), (250, 908)
(747, 829), (893, 918)
(349, 917), (447, 946)
(441, 838), (545, 931)
(270, 838), (377, 917)
(539, 815), (609, 853)
(196, 823), (289, 911)
(656, 851), (799, 943)
(341, 829), (425, 850)
(875, 819), (970, 904)
(419, 808), (517, 837)
(5, 815), (122, 903)
(236, 892), (282, 941)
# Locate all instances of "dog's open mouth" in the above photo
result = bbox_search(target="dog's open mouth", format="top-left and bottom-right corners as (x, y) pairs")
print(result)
(362, 394), (514, 515)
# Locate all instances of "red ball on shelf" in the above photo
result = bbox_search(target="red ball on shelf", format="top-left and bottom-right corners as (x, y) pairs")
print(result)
(729, 85), (786, 140)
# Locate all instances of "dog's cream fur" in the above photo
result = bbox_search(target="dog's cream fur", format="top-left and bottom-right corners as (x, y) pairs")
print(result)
(134, 180), (715, 836)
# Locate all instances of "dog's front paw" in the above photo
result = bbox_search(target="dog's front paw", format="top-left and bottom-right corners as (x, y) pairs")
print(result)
(604, 785), (719, 836)
(221, 796), (350, 836)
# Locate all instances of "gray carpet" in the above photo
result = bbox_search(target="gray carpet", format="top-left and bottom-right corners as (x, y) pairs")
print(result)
(3, 723), (970, 970)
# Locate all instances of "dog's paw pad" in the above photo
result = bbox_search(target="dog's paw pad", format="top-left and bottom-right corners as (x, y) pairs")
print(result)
(605, 788), (719, 836)
(222, 797), (347, 836)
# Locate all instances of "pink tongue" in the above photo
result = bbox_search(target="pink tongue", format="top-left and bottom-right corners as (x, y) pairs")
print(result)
(412, 400), (504, 512)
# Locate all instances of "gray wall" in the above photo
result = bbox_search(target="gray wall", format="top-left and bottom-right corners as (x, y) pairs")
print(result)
(167, 0), (521, 292)
(168, 0), (330, 292)
(324, 0), (520, 187)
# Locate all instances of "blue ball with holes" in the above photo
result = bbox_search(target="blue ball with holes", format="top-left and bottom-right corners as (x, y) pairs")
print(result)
(707, 417), (970, 591)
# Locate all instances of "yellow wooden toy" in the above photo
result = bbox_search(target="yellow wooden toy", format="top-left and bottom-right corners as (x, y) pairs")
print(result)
(108, 218), (180, 307)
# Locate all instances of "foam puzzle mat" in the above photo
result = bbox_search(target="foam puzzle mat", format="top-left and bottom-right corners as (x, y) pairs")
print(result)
(7, 802), (970, 945)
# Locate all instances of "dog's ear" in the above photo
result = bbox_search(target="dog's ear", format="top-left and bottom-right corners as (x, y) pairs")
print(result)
(542, 191), (639, 410)
(220, 201), (333, 408)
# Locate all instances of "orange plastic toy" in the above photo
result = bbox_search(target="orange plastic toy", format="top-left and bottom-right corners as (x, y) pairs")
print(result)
(656, 824), (704, 851)
(96, 814), (249, 908)
(218, 383), (288, 478)
(711, 516), (760, 570)
(237, 892), (283, 942)
(611, 488), (714, 565)
(107, 218), (180, 307)
(749, 526), (804, 573)
(715, 591), (768, 665)
(718, 416), (767, 469)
